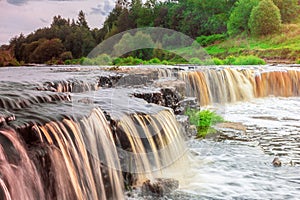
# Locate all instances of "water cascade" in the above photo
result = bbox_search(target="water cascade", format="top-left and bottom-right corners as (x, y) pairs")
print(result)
(0, 68), (186, 199)
(1, 65), (300, 199)
(177, 68), (300, 105)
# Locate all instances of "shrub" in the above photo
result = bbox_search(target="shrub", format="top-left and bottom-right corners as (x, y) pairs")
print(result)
(60, 51), (73, 61)
(272, 0), (300, 23)
(93, 54), (112, 65)
(223, 55), (265, 65)
(249, 0), (281, 36)
(185, 108), (224, 138)
(227, 0), (259, 36)
(189, 57), (203, 65)
(196, 34), (226, 46)
(112, 56), (143, 65)
(212, 57), (224, 65)
(223, 55), (237, 65)
(148, 58), (161, 64)
(232, 55), (266, 65)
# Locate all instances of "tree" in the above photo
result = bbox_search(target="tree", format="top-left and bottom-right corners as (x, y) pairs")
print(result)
(30, 38), (65, 63)
(249, 0), (281, 36)
(227, 0), (259, 36)
(272, 0), (300, 23)
(77, 10), (89, 29)
(114, 31), (155, 59)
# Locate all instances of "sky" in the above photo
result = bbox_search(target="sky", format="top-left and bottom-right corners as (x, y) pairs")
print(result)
(0, 0), (116, 45)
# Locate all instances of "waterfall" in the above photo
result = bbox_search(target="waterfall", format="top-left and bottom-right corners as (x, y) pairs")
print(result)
(178, 68), (300, 105)
(1, 66), (300, 199)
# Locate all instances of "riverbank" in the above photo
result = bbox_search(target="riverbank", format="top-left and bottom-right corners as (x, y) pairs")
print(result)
(205, 24), (300, 64)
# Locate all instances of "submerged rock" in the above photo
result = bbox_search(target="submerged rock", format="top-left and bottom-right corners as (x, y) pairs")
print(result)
(141, 178), (179, 197)
(272, 157), (282, 167)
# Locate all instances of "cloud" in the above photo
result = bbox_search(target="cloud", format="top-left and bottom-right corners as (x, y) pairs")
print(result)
(90, 0), (114, 16)
(91, 5), (106, 15)
(40, 18), (48, 23)
(7, 0), (27, 6)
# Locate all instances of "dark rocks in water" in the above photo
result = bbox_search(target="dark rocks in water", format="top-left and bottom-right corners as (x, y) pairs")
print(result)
(141, 178), (179, 197)
(272, 157), (282, 167)
(154, 80), (186, 97)
(133, 91), (163, 106)
(98, 74), (123, 88)
(161, 87), (182, 114)
(178, 97), (199, 113)
(133, 87), (183, 114)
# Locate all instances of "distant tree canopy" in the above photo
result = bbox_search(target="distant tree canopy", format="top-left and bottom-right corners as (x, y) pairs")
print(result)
(9, 11), (97, 64)
(6, 0), (300, 64)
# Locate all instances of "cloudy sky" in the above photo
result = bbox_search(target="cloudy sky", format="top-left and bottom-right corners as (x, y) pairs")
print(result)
(0, 0), (115, 45)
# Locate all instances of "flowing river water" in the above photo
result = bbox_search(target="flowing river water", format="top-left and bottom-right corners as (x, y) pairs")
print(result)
(0, 65), (299, 199)
(165, 96), (300, 199)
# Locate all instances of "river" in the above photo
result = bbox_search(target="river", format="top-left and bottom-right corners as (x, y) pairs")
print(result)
(169, 96), (300, 199)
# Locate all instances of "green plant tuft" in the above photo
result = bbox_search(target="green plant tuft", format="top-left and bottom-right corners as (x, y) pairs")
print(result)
(185, 108), (224, 138)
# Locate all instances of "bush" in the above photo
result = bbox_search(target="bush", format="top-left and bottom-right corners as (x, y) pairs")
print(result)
(223, 55), (237, 65)
(272, 0), (300, 23)
(249, 0), (281, 36)
(60, 51), (73, 61)
(185, 108), (224, 138)
(112, 56), (143, 65)
(189, 57), (203, 65)
(93, 54), (112, 65)
(213, 57), (224, 65)
(232, 55), (265, 65)
(148, 58), (161, 64)
(227, 0), (259, 36)
(223, 55), (265, 65)
(196, 34), (226, 46)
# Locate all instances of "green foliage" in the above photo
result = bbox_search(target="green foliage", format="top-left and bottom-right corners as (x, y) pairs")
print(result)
(212, 57), (224, 65)
(189, 58), (203, 65)
(30, 38), (65, 63)
(112, 56), (143, 65)
(146, 58), (161, 64)
(223, 55), (265, 65)
(81, 54), (113, 66)
(114, 32), (155, 60)
(185, 108), (224, 138)
(249, 0), (281, 36)
(272, 0), (300, 23)
(227, 0), (259, 36)
(60, 51), (73, 61)
(196, 34), (226, 47)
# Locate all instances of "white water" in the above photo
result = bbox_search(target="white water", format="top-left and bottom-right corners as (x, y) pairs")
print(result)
(172, 97), (300, 199)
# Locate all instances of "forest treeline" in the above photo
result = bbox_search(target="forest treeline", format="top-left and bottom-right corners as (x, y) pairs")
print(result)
(1, 0), (299, 66)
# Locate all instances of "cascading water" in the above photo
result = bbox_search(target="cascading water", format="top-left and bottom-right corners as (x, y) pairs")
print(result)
(0, 66), (187, 200)
(1, 65), (300, 199)
(176, 67), (300, 105)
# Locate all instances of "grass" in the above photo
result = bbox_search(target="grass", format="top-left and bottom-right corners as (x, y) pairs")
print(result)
(185, 108), (224, 138)
(205, 24), (300, 62)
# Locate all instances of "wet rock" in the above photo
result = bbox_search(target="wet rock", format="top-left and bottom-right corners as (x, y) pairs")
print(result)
(187, 125), (198, 137)
(133, 91), (163, 106)
(272, 157), (282, 167)
(176, 115), (190, 138)
(154, 80), (186, 97)
(161, 87), (182, 114)
(178, 97), (199, 113)
(98, 74), (123, 88)
(141, 178), (179, 197)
